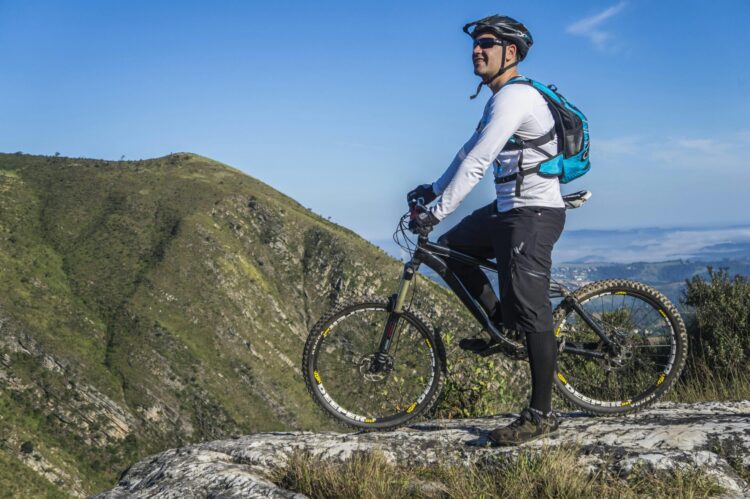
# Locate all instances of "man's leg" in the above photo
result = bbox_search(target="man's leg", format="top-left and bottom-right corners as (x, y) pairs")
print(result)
(495, 207), (565, 413)
(436, 201), (501, 322)
(489, 207), (565, 444)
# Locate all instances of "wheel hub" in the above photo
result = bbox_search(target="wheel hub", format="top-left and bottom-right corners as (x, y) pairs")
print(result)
(603, 329), (634, 370)
(359, 353), (394, 382)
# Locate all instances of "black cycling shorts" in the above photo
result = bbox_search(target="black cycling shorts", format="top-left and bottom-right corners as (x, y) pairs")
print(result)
(437, 202), (565, 334)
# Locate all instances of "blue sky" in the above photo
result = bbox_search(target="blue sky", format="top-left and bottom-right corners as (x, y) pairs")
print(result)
(1, 0), (749, 244)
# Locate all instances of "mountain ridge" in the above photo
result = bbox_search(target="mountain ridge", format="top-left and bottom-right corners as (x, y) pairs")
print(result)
(0, 152), (526, 496)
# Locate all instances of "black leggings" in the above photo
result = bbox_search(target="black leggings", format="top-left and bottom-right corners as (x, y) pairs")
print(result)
(437, 202), (565, 413)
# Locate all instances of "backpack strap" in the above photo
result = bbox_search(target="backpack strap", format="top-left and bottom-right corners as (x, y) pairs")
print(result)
(497, 128), (556, 196)
(502, 77), (564, 157)
(494, 163), (542, 196)
(503, 128), (556, 154)
(495, 77), (560, 196)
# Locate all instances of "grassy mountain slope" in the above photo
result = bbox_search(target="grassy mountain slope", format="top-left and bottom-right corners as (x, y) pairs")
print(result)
(0, 152), (527, 496)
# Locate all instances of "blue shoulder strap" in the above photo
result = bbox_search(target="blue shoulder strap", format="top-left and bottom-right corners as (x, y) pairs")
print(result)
(494, 76), (560, 196)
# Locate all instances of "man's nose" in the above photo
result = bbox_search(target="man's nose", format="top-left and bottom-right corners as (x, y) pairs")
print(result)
(472, 44), (483, 55)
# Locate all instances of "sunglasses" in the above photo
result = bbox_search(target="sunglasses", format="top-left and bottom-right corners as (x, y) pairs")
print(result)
(473, 38), (506, 49)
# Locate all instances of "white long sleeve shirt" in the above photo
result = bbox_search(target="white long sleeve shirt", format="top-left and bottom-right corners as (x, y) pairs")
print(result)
(430, 80), (565, 220)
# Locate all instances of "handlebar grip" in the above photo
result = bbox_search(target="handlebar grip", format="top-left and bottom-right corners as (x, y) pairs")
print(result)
(408, 198), (426, 220)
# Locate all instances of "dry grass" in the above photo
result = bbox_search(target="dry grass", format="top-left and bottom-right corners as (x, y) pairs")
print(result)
(667, 362), (750, 403)
(274, 445), (725, 499)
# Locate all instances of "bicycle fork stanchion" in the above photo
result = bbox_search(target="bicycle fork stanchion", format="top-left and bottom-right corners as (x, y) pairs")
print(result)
(373, 261), (418, 371)
(392, 262), (417, 314)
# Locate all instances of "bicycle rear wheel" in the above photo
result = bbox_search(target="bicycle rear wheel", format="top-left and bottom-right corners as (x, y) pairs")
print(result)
(302, 297), (444, 431)
(553, 280), (687, 415)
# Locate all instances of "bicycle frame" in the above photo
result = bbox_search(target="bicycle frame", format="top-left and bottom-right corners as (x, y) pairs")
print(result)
(379, 233), (615, 363)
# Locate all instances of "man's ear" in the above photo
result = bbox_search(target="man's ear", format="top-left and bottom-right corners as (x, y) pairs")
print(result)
(506, 43), (518, 63)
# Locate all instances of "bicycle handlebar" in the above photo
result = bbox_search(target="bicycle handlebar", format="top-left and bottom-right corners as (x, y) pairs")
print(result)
(407, 198), (427, 221)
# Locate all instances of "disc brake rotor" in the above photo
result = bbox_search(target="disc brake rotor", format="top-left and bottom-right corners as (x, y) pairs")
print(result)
(597, 329), (634, 371)
(359, 353), (394, 382)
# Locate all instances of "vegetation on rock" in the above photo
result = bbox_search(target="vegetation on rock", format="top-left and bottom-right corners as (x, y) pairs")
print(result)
(667, 268), (750, 402)
(275, 447), (725, 499)
(0, 152), (526, 496)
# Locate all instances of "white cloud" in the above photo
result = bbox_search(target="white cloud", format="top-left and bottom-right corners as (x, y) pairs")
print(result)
(566, 2), (627, 52)
(595, 136), (640, 158)
(674, 138), (726, 154)
(595, 133), (746, 173)
(651, 135), (743, 171)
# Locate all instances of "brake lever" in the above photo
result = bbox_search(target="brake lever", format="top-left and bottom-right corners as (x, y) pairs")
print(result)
(408, 198), (426, 220)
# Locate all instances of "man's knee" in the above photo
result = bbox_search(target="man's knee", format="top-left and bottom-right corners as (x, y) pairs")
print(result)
(437, 233), (450, 246)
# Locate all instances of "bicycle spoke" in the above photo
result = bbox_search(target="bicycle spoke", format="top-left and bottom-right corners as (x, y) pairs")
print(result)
(312, 305), (436, 421)
(556, 285), (681, 410)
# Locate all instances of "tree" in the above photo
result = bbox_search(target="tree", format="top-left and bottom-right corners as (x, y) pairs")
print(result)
(682, 267), (750, 377)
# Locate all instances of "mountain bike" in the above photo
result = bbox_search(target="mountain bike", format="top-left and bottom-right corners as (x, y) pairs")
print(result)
(302, 191), (688, 430)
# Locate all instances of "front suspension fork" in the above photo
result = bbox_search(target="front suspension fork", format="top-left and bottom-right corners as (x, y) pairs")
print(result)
(373, 261), (419, 367)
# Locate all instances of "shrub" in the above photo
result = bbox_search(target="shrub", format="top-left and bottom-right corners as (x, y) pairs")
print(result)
(433, 329), (528, 418)
(682, 267), (750, 377)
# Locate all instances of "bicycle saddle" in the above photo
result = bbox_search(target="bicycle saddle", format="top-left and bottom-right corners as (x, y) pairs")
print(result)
(562, 190), (591, 209)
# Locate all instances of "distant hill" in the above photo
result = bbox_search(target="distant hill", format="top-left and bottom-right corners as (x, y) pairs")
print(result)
(553, 225), (750, 264)
(552, 225), (750, 305)
(0, 153), (523, 496)
(553, 259), (750, 306)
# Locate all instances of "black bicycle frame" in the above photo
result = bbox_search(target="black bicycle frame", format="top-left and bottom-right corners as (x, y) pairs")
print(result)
(379, 234), (614, 361)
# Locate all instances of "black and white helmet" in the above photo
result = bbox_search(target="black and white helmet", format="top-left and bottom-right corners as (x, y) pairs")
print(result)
(463, 15), (534, 61)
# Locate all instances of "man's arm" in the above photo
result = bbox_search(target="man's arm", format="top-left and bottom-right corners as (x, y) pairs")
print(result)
(430, 86), (530, 221)
(432, 140), (476, 196)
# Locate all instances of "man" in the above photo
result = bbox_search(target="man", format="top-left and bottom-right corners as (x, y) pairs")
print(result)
(407, 15), (566, 445)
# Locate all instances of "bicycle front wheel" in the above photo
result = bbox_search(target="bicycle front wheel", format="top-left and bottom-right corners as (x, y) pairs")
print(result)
(302, 298), (444, 431)
(553, 280), (687, 415)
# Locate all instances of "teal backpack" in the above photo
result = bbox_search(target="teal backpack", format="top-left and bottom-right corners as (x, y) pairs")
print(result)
(495, 77), (591, 196)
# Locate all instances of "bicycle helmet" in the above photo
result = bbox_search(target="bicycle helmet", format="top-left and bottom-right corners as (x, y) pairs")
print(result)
(463, 15), (533, 61)
(463, 15), (534, 99)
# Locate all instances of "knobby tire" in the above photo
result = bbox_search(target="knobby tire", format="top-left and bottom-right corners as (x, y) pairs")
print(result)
(302, 297), (445, 431)
(552, 279), (688, 415)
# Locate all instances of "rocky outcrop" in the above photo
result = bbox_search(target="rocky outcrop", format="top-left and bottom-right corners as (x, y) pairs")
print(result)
(97, 401), (750, 498)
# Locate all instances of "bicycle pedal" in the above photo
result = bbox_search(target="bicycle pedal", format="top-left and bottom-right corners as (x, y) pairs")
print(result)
(477, 342), (507, 357)
(458, 338), (503, 357)
(458, 337), (488, 352)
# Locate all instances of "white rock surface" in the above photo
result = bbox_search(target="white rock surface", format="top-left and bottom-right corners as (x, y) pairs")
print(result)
(96, 401), (750, 498)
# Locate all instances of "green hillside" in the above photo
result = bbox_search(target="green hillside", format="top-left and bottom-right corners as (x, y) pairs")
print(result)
(0, 152), (527, 496)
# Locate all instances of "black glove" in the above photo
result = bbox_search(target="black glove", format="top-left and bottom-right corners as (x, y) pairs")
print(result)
(408, 209), (440, 235)
(407, 184), (437, 206)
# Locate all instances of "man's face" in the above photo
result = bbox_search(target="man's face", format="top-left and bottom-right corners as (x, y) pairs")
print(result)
(472, 33), (515, 79)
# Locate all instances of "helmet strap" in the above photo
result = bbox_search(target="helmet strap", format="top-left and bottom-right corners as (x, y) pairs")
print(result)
(469, 44), (519, 100)
(469, 81), (485, 100)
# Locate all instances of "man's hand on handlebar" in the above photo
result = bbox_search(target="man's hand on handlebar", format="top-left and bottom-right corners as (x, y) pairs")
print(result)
(407, 184), (437, 207)
(408, 206), (439, 236)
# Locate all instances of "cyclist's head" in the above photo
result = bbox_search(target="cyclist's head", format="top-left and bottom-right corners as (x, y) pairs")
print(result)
(464, 15), (533, 98)
(470, 33), (517, 81)
(463, 15), (533, 62)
